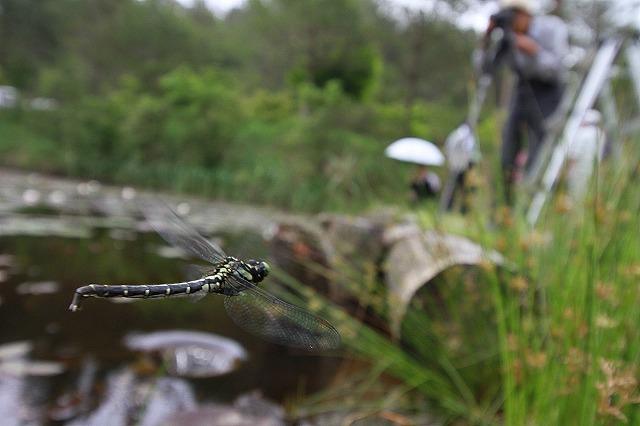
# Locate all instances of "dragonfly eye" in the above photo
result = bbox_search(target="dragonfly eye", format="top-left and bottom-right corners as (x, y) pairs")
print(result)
(260, 262), (270, 278)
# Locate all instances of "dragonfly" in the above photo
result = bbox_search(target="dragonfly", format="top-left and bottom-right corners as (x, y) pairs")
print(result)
(69, 201), (340, 351)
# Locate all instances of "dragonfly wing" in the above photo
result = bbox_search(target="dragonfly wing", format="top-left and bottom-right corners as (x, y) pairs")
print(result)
(223, 277), (340, 351)
(140, 199), (226, 264)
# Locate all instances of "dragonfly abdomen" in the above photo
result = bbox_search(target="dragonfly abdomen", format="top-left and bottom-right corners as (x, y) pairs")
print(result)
(68, 280), (206, 312)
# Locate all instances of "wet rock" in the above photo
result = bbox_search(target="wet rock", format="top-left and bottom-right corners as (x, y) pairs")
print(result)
(66, 369), (197, 426)
(15, 280), (60, 296)
(124, 330), (248, 378)
(0, 341), (32, 361)
(0, 341), (64, 377)
(138, 377), (197, 426)
(66, 369), (135, 426)
(0, 375), (23, 426)
(0, 341), (65, 425)
(160, 390), (285, 426)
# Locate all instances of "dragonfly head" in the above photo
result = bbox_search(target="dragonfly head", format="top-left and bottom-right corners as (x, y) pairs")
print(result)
(242, 260), (270, 283)
(257, 261), (270, 280)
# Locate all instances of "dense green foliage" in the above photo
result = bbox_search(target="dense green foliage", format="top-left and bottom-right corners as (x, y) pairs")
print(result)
(0, 0), (476, 211)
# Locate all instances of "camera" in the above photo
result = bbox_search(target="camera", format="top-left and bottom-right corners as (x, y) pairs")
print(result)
(490, 8), (515, 32)
(480, 8), (517, 75)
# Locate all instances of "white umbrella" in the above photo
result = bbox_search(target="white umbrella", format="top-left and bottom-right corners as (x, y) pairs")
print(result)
(385, 137), (445, 166)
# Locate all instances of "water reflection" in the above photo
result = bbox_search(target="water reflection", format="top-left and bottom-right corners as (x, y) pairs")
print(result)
(0, 341), (65, 425)
(63, 369), (197, 426)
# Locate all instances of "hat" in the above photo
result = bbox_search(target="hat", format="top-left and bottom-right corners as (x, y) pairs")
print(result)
(500, 0), (538, 14)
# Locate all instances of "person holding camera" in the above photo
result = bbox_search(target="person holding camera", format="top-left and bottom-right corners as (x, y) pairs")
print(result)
(480, 0), (569, 204)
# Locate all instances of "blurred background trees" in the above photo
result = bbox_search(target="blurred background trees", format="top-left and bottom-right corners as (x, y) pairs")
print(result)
(0, 0), (485, 210)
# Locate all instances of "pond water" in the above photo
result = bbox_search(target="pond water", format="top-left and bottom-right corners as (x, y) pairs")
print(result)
(0, 183), (341, 424)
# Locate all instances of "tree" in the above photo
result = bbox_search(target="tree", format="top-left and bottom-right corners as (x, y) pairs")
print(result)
(237, 0), (381, 99)
(0, 0), (61, 88)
